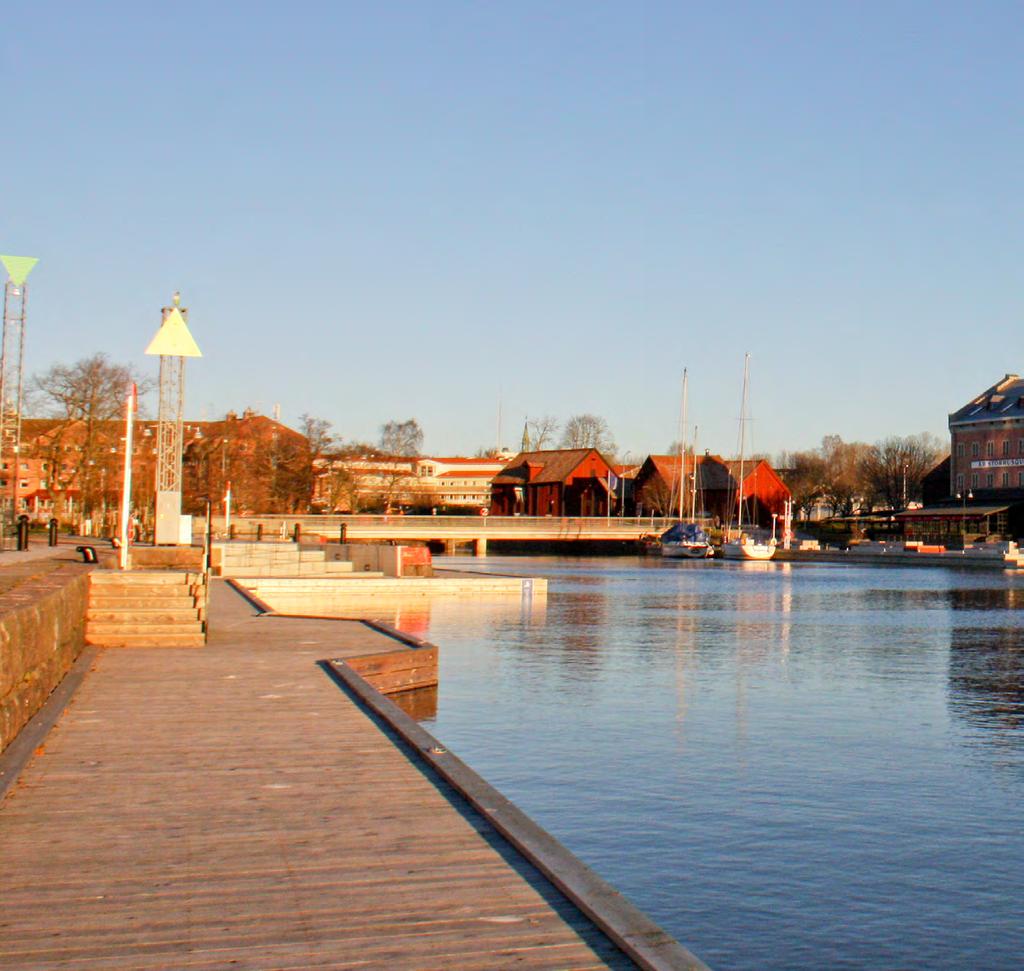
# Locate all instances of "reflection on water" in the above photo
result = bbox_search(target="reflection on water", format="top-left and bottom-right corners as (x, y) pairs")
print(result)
(390, 685), (438, 721)
(947, 586), (1024, 746)
(396, 556), (1024, 971)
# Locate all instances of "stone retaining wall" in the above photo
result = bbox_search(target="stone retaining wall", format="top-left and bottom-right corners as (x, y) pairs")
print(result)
(0, 565), (90, 754)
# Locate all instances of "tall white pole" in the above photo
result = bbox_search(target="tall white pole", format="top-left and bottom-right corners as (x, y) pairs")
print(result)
(736, 353), (750, 532)
(118, 382), (136, 570)
(678, 369), (688, 522)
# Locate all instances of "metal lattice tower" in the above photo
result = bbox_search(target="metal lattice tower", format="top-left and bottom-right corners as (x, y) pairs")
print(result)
(146, 292), (201, 544)
(0, 256), (38, 547)
(155, 303), (186, 495)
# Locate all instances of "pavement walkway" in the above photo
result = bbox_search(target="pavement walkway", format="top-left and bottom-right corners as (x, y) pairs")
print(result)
(0, 579), (632, 970)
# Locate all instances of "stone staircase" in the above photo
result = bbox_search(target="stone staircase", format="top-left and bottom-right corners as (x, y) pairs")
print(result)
(86, 571), (207, 648)
(211, 541), (382, 578)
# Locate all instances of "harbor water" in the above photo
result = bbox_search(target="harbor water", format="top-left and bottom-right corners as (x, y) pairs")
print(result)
(375, 556), (1024, 970)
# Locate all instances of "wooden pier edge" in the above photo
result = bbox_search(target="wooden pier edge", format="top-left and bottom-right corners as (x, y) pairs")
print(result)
(322, 658), (710, 971)
(0, 647), (98, 803)
(224, 577), (276, 614)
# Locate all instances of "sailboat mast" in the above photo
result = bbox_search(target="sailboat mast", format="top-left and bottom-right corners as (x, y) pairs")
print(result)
(691, 425), (699, 522)
(737, 353), (750, 530)
(679, 369), (688, 523)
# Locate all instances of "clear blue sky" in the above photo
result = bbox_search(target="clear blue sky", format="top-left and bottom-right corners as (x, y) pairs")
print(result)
(4, 1), (1021, 460)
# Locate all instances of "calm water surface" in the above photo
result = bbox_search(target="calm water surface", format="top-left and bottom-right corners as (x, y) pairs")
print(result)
(374, 556), (1024, 970)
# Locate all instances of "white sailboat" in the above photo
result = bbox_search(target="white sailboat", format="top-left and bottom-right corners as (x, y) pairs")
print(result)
(662, 370), (713, 559)
(720, 353), (776, 561)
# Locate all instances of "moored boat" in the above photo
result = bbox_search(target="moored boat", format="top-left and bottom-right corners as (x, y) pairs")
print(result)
(660, 369), (714, 560)
(661, 521), (714, 559)
(719, 532), (776, 560)
(719, 353), (776, 561)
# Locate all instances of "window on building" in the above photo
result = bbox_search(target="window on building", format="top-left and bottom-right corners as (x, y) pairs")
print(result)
(986, 473), (994, 488)
(972, 443), (980, 458)
(956, 443), (965, 458)
(971, 472), (979, 488)
(1003, 472), (1010, 487)
(19, 480), (28, 489)
(1004, 440), (1012, 457)
(956, 473), (965, 492)
(986, 442), (995, 457)
(1019, 471), (1024, 487)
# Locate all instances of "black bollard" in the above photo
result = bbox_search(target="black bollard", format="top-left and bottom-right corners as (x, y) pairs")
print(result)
(16, 515), (30, 551)
(48, 518), (59, 547)
(228, 523), (236, 539)
(256, 523), (263, 542)
(339, 523), (347, 543)
(293, 523), (301, 544)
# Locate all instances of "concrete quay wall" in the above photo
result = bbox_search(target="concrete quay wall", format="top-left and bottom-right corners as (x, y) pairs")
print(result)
(0, 565), (90, 754)
(239, 575), (546, 615)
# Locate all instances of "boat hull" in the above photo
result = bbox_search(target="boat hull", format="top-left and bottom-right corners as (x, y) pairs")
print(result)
(719, 540), (776, 561)
(661, 543), (714, 559)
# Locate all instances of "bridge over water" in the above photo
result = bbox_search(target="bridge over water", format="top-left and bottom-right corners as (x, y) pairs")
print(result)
(197, 514), (678, 554)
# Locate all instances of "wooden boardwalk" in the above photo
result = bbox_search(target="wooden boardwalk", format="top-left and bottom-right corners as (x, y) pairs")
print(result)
(0, 579), (636, 970)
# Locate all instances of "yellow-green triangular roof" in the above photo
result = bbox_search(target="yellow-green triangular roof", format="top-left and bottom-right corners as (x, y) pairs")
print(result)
(0, 255), (39, 286)
(145, 307), (202, 357)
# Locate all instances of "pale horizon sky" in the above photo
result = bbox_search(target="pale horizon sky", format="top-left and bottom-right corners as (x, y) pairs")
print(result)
(3, 2), (1021, 460)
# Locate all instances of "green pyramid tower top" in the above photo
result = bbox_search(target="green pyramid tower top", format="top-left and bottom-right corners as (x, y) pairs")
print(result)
(0, 255), (39, 286)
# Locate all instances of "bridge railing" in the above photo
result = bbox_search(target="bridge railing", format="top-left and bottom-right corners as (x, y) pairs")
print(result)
(193, 514), (685, 540)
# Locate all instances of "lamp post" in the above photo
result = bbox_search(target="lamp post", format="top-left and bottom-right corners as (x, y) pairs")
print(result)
(957, 490), (973, 549)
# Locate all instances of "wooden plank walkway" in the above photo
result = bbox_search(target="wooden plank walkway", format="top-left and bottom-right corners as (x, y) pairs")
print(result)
(0, 579), (636, 970)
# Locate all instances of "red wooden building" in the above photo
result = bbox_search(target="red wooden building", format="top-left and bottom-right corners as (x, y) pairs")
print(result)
(490, 449), (615, 516)
(634, 453), (790, 526)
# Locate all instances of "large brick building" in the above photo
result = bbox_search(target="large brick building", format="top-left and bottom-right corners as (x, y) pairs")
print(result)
(949, 374), (1024, 498)
(5, 409), (310, 531)
(900, 374), (1024, 543)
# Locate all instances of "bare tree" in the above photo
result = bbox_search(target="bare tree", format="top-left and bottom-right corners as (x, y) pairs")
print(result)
(379, 419), (423, 457)
(859, 433), (943, 511)
(560, 414), (616, 456)
(300, 414), (333, 457)
(32, 354), (151, 520)
(781, 450), (827, 519)
(819, 435), (872, 517)
(299, 414), (334, 509)
(527, 415), (560, 451)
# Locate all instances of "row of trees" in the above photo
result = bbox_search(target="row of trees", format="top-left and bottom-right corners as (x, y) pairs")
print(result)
(780, 433), (944, 518)
(21, 353), (432, 521)
(520, 413), (617, 456)
(23, 353), (945, 523)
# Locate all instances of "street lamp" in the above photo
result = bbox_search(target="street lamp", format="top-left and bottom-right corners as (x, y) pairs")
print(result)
(957, 490), (973, 549)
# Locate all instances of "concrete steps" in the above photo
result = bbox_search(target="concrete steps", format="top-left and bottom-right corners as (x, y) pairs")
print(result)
(86, 571), (206, 648)
(212, 542), (360, 578)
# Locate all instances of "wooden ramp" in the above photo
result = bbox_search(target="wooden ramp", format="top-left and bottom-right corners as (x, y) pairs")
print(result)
(0, 580), (640, 970)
